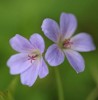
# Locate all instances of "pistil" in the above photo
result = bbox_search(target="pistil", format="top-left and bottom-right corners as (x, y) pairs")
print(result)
(28, 54), (38, 63)
(63, 39), (73, 48)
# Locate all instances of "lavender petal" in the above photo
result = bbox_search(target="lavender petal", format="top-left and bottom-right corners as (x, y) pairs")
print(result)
(39, 58), (49, 78)
(60, 13), (77, 39)
(45, 44), (64, 66)
(71, 33), (96, 52)
(30, 33), (45, 53)
(41, 18), (60, 43)
(64, 49), (85, 73)
(20, 60), (40, 87)
(7, 53), (32, 74)
(10, 34), (32, 52)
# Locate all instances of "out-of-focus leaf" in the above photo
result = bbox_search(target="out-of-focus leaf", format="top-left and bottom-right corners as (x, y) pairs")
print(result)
(7, 77), (19, 95)
(0, 77), (19, 100)
(86, 87), (98, 100)
(90, 66), (98, 85)
(0, 91), (14, 100)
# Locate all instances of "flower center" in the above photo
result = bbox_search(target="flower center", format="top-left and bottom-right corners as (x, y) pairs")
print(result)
(28, 54), (38, 63)
(63, 39), (73, 48)
(27, 50), (41, 63)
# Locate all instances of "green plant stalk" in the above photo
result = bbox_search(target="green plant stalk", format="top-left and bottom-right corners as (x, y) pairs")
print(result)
(55, 68), (64, 100)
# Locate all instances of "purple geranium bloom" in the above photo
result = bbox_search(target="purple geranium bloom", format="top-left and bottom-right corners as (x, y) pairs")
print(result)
(41, 13), (96, 73)
(7, 34), (49, 87)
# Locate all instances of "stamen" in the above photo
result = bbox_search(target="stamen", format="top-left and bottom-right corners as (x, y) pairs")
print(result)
(28, 54), (38, 63)
(63, 39), (73, 48)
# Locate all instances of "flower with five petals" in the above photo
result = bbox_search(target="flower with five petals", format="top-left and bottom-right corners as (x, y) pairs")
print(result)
(7, 34), (49, 87)
(41, 13), (96, 73)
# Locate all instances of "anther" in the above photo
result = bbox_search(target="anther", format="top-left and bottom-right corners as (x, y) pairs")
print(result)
(28, 55), (38, 63)
(63, 39), (73, 48)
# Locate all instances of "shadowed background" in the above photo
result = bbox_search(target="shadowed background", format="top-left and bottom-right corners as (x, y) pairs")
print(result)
(0, 0), (98, 100)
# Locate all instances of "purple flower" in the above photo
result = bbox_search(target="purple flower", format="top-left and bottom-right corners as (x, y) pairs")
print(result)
(7, 34), (49, 87)
(41, 13), (96, 73)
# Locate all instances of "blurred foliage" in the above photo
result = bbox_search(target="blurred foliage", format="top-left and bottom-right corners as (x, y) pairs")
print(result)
(0, 91), (14, 100)
(86, 67), (98, 100)
(86, 87), (98, 100)
(0, 0), (98, 100)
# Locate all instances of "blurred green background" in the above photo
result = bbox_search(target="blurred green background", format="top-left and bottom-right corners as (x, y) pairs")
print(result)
(0, 0), (98, 100)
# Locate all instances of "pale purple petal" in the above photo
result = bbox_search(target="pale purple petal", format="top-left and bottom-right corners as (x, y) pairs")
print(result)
(64, 50), (85, 73)
(45, 44), (64, 66)
(7, 53), (32, 75)
(70, 33), (96, 52)
(30, 33), (45, 53)
(10, 34), (32, 52)
(39, 58), (49, 78)
(60, 13), (77, 39)
(41, 18), (60, 43)
(20, 60), (40, 87)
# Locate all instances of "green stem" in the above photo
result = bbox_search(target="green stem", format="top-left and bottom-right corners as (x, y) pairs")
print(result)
(55, 68), (64, 100)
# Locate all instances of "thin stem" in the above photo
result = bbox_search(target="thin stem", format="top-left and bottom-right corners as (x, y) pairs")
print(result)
(54, 68), (64, 100)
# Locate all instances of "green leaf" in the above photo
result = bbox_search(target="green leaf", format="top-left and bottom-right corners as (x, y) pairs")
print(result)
(86, 87), (98, 100)
(7, 77), (19, 95)
(90, 66), (98, 85)
(0, 91), (14, 100)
